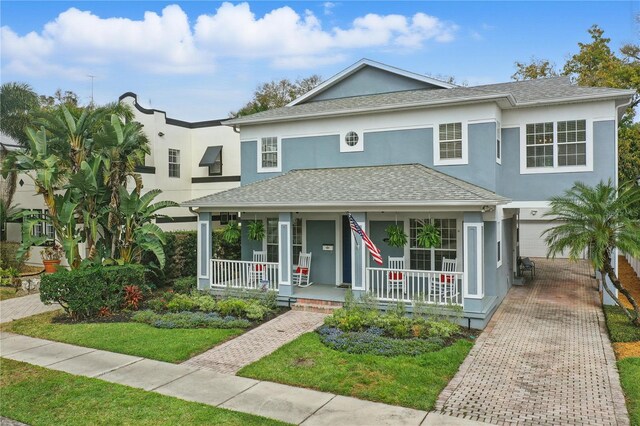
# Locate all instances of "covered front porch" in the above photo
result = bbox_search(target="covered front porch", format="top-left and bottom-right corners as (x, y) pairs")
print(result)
(183, 164), (508, 321)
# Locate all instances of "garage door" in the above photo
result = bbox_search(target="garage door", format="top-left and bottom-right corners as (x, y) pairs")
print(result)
(520, 220), (567, 258)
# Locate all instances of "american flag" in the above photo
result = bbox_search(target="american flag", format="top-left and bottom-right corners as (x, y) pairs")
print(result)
(348, 213), (383, 265)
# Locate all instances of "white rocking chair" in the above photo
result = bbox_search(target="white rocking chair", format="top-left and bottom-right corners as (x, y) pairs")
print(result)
(388, 256), (406, 293)
(293, 252), (312, 287)
(250, 250), (267, 285)
(434, 258), (459, 299)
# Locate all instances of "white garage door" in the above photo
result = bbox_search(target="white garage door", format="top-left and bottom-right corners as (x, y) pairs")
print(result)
(520, 220), (567, 258)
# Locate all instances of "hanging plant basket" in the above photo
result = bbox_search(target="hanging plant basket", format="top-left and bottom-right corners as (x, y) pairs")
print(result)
(385, 224), (408, 248)
(247, 220), (265, 241)
(222, 221), (241, 244)
(416, 222), (441, 248)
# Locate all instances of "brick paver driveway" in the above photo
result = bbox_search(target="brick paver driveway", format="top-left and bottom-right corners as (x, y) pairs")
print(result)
(436, 258), (629, 425)
(0, 293), (59, 324)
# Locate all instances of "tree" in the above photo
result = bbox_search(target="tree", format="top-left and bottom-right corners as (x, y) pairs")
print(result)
(39, 89), (79, 109)
(543, 180), (640, 326)
(0, 82), (40, 146)
(511, 58), (559, 81)
(231, 75), (322, 117)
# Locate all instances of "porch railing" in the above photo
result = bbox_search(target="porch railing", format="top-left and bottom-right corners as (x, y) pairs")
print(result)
(366, 267), (463, 306)
(210, 259), (279, 291)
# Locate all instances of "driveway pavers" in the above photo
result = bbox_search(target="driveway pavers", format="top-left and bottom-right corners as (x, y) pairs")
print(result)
(436, 258), (629, 426)
(0, 293), (59, 324)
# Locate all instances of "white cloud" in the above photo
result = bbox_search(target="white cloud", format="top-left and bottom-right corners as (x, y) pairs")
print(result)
(1, 2), (459, 76)
(323, 2), (336, 16)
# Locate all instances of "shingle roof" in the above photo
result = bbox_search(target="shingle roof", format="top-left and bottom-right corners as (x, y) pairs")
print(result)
(225, 77), (634, 125)
(182, 164), (509, 209)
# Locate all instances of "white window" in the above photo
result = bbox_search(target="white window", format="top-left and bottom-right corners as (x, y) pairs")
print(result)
(266, 218), (279, 262)
(409, 218), (457, 271)
(29, 209), (54, 241)
(557, 120), (587, 166)
(521, 119), (591, 174)
(258, 137), (281, 172)
(340, 130), (364, 153)
(292, 218), (302, 265)
(168, 148), (180, 178)
(496, 121), (502, 164)
(435, 122), (467, 165)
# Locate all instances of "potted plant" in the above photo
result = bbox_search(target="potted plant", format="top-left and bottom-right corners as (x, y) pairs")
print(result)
(416, 222), (441, 248)
(385, 224), (408, 247)
(41, 243), (64, 273)
(222, 220), (241, 244)
(247, 220), (265, 241)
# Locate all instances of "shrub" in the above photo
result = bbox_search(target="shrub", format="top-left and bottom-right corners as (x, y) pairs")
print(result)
(244, 301), (269, 321)
(166, 293), (199, 312)
(173, 276), (196, 294)
(123, 285), (143, 310)
(163, 231), (197, 280)
(40, 264), (147, 320)
(0, 241), (26, 270)
(217, 298), (249, 317)
(132, 310), (250, 329)
(317, 326), (445, 357)
(192, 293), (217, 312)
(213, 228), (241, 260)
(427, 319), (461, 339)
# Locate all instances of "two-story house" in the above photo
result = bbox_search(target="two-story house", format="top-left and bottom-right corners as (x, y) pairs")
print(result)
(183, 59), (634, 328)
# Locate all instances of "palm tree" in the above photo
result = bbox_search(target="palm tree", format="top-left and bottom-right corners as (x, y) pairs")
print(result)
(0, 82), (40, 146)
(543, 180), (640, 326)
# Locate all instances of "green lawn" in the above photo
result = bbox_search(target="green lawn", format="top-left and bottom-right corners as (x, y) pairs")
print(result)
(0, 311), (243, 363)
(619, 357), (640, 426)
(238, 332), (473, 411)
(604, 306), (640, 343)
(0, 358), (288, 426)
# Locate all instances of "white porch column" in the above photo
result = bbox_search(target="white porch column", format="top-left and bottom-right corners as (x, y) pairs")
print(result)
(463, 212), (484, 312)
(197, 212), (212, 290)
(278, 212), (293, 297)
(350, 212), (367, 294)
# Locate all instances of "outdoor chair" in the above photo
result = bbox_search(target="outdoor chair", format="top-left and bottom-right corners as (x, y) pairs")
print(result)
(433, 258), (459, 299)
(250, 250), (267, 285)
(388, 256), (407, 294)
(293, 252), (312, 287)
(518, 256), (536, 278)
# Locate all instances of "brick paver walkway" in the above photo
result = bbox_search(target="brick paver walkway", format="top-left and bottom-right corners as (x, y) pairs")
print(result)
(183, 310), (327, 374)
(0, 293), (59, 324)
(436, 259), (629, 425)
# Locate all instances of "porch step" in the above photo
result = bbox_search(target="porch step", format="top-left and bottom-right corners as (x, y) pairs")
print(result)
(291, 298), (343, 314)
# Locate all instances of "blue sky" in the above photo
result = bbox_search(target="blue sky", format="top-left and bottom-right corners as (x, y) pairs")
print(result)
(1, 1), (637, 120)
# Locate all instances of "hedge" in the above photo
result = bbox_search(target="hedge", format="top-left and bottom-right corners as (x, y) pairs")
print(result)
(40, 265), (148, 320)
(0, 241), (25, 269)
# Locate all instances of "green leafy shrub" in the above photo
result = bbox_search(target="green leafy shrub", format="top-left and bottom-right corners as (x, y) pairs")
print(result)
(213, 228), (241, 260)
(244, 301), (269, 321)
(324, 308), (379, 332)
(0, 241), (26, 269)
(192, 293), (217, 312)
(132, 310), (250, 329)
(163, 231), (197, 280)
(173, 276), (196, 294)
(166, 293), (199, 312)
(427, 319), (461, 339)
(40, 265), (147, 320)
(217, 298), (249, 317)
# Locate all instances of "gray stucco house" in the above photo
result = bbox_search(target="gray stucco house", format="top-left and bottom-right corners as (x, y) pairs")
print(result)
(183, 59), (634, 328)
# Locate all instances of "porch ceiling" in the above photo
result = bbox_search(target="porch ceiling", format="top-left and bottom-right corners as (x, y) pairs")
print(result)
(182, 164), (509, 210)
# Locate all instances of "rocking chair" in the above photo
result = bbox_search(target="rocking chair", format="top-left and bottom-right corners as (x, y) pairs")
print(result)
(293, 252), (312, 287)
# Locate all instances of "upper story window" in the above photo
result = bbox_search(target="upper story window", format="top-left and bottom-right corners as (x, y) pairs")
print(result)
(341, 130), (364, 153)
(199, 146), (222, 176)
(435, 122), (467, 165)
(521, 119), (590, 174)
(258, 137), (281, 172)
(168, 148), (180, 178)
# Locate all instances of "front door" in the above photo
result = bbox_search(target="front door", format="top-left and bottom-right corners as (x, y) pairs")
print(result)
(306, 220), (336, 285)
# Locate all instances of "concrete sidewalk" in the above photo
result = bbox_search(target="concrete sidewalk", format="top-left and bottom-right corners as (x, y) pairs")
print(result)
(0, 332), (485, 425)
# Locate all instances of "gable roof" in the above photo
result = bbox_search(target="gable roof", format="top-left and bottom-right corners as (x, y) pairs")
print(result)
(225, 75), (634, 126)
(287, 58), (457, 106)
(182, 164), (509, 211)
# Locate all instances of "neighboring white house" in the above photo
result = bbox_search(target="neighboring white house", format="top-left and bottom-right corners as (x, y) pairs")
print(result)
(183, 58), (634, 328)
(4, 93), (241, 263)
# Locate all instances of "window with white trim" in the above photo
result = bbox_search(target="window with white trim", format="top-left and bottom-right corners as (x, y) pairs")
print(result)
(292, 218), (302, 265)
(266, 218), (279, 262)
(168, 148), (180, 178)
(557, 120), (586, 166)
(260, 137), (279, 171)
(525, 122), (554, 168)
(28, 209), (54, 241)
(409, 218), (457, 271)
(496, 121), (502, 163)
(523, 119), (589, 172)
(439, 123), (462, 160)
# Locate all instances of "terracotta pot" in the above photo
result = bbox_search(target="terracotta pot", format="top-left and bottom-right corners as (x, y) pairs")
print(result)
(43, 259), (61, 274)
